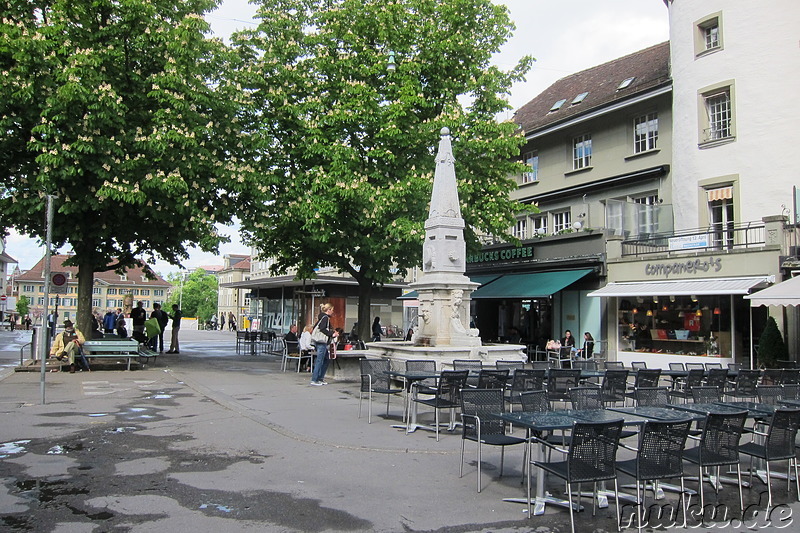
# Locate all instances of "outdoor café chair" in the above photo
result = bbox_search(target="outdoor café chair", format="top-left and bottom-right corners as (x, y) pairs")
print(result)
(783, 384), (800, 400)
(505, 369), (545, 414)
(704, 368), (729, 392)
(685, 363), (705, 371)
(532, 419), (624, 533)
(459, 388), (526, 493)
(413, 370), (469, 441)
(496, 360), (525, 372)
(545, 369), (581, 406)
(683, 410), (748, 513)
(727, 363), (742, 372)
(726, 369), (761, 401)
(569, 386), (604, 410)
(756, 384), (784, 405)
(605, 361), (624, 370)
(616, 418), (693, 531)
(625, 369), (662, 404)
(669, 369), (705, 403)
(453, 359), (482, 387)
(631, 361), (647, 370)
(281, 340), (310, 373)
(476, 368), (509, 390)
(705, 362), (723, 370)
(519, 390), (549, 413)
(738, 407), (800, 509)
(782, 369), (800, 385)
(600, 369), (630, 406)
(691, 385), (723, 403)
(358, 359), (403, 423)
(572, 359), (597, 371)
(634, 386), (671, 407)
(669, 362), (686, 371)
(762, 369), (784, 386)
(404, 360), (437, 423)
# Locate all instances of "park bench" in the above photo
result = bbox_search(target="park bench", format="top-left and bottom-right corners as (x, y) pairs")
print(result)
(82, 338), (157, 370)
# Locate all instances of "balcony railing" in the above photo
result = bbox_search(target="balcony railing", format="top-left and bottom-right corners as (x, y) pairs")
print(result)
(621, 221), (765, 257)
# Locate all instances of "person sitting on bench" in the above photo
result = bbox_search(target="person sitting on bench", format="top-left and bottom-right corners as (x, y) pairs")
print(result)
(50, 319), (89, 373)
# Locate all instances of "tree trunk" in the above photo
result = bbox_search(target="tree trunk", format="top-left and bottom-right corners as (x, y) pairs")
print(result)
(356, 275), (373, 342)
(76, 254), (97, 338)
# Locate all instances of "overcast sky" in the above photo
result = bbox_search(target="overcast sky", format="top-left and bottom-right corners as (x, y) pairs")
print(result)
(6, 0), (669, 275)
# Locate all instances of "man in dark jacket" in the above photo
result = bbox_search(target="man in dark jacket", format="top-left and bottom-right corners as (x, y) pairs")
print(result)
(150, 303), (169, 352)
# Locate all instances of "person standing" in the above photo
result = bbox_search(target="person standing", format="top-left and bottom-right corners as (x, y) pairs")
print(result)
(228, 311), (236, 331)
(371, 316), (382, 342)
(102, 309), (116, 334)
(166, 304), (182, 354)
(130, 301), (146, 341)
(219, 312), (225, 331)
(150, 303), (169, 352)
(310, 303), (338, 386)
(115, 308), (128, 338)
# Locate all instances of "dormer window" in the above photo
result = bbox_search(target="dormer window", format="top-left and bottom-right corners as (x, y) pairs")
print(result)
(571, 92), (588, 105)
(119, 274), (127, 281)
(549, 99), (567, 112)
(617, 77), (635, 90)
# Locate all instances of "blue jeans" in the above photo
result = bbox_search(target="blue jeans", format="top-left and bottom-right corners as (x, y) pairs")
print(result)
(311, 342), (329, 382)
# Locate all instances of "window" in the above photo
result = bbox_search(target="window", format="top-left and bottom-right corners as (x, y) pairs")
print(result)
(606, 199), (624, 236)
(533, 216), (547, 236)
(140, 289), (150, 296)
(107, 288), (117, 295)
(707, 187), (735, 249)
(571, 92), (588, 105)
(549, 99), (567, 112)
(521, 151), (538, 183)
(132, 289), (140, 296)
(694, 13), (723, 56)
(92, 298), (101, 307)
(119, 274), (127, 281)
(572, 134), (592, 170)
(553, 211), (572, 233)
(154, 289), (164, 297)
(617, 77), (635, 90)
(513, 219), (527, 239)
(92, 287), (102, 295)
(633, 113), (658, 153)
(23, 285), (35, 292)
(633, 195), (660, 236)
(705, 91), (731, 141)
(38, 297), (44, 305)
(704, 22), (719, 50)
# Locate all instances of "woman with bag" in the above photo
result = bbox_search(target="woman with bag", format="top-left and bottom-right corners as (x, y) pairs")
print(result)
(310, 303), (338, 386)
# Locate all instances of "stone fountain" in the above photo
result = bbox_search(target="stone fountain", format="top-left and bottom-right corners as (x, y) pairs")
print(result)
(367, 128), (526, 368)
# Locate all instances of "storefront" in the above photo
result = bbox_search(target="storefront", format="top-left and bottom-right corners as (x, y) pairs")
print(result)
(465, 233), (606, 351)
(591, 247), (777, 368)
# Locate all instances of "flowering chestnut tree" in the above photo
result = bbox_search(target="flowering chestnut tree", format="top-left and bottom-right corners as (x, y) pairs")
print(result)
(235, 0), (533, 337)
(0, 0), (252, 333)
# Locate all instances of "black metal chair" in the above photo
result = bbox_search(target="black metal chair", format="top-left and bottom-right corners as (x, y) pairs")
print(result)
(705, 362), (723, 370)
(569, 386), (604, 410)
(519, 390), (549, 413)
(605, 361), (624, 370)
(600, 369), (630, 406)
(453, 359), (482, 387)
(685, 363), (705, 371)
(782, 369), (800, 385)
(783, 384), (800, 400)
(545, 369), (581, 406)
(669, 368), (705, 403)
(756, 384), (784, 405)
(281, 340), (311, 372)
(726, 369), (761, 401)
(460, 388), (526, 492)
(635, 386), (671, 407)
(669, 362), (686, 371)
(691, 385), (723, 403)
(727, 363), (742, 372)
(358, 359), (403, 423)
(683, 411), (747, 512)
(572, 359), (597, 371)
(626, 369), (662, 404)
(761, 368), (784, 385)
(495, 360), (525, 372)
(505, 369), (546, 414)
(704, 368), (728, 393)
(617, 418), (693, 530)
(476, 368), (509, 390)
(413, 369), (469, 441)
(532, 419), (624, 533)
(631, 361), (647, 370)
(739, 407), (800, 509)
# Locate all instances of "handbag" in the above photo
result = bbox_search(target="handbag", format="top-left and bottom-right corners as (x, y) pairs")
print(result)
(310, 324), (328, 344)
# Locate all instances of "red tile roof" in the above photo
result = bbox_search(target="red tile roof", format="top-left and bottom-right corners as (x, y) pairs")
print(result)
(513, 42), (671, 135)
(15, 254), (171, 287)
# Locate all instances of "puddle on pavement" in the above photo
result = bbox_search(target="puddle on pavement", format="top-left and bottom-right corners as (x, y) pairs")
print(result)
(106, 427), (138, 434)
(150, 394), (173, 399)
(87, 413), (108, 417)
(15, 479), (89, 503)
(199, 503), (233, 513)
(0, 440), (30, 458)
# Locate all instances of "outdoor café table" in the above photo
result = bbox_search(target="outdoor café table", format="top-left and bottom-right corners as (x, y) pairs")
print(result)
(384, 369), (441, 434)
(779, 398), (800, 408)
(494, 408), (651, 516)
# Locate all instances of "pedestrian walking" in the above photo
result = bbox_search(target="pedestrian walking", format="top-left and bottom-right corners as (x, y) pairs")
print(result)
(371, 316), (382, 342)
(166, 304), (182, 354)
(310, 303), (338, 386)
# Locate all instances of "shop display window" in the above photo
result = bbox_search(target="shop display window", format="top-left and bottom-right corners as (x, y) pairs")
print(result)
(617, 296), (730, 357)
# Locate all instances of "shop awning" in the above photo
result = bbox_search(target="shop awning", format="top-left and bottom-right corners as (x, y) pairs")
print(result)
(589, 276), (771, 298)
(470, 269), (594, 299)
(745, 276), (800, 307)
(397, 274), (502, 300)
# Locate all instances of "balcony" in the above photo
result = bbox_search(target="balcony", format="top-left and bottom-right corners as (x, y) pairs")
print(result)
(621, 221), (766, 257)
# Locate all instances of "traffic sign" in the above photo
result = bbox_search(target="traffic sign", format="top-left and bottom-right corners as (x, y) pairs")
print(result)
(0, 295), (6, 302)
(51, 272), (68, 294)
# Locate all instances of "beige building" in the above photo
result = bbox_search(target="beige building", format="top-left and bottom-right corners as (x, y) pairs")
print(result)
(216, 254), (251, 330)
(15, 254), (171, 323)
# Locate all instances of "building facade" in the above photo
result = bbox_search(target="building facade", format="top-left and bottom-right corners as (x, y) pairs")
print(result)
(216, 254), (251, 329)
(14, 254), (171, 323)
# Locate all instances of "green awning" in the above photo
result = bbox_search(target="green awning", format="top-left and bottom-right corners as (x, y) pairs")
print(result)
(397, 274), (502, 300)
(471, 269), (594, 299)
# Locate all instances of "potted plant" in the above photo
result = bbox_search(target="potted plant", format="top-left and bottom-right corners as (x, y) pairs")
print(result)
(757, 316), (788, 369)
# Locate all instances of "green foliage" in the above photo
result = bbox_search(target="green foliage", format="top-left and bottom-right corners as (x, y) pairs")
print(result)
(0, 0), (252, 332)
(164, 270), (218, 322)
(16, 295), (29, 316)
(758, 316), (788, 369)
(233, 0), (533, 336)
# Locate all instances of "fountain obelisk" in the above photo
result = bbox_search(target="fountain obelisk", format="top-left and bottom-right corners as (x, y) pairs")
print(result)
(410, 127), (481, 347)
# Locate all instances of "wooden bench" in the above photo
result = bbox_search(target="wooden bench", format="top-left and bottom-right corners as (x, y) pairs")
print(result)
(83, 339), (152, 370)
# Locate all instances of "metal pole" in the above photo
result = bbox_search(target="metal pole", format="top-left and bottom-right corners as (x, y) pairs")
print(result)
(40, 194), (55, 405)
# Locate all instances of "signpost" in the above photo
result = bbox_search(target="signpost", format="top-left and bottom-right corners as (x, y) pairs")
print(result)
(51, 272), (68, 294)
